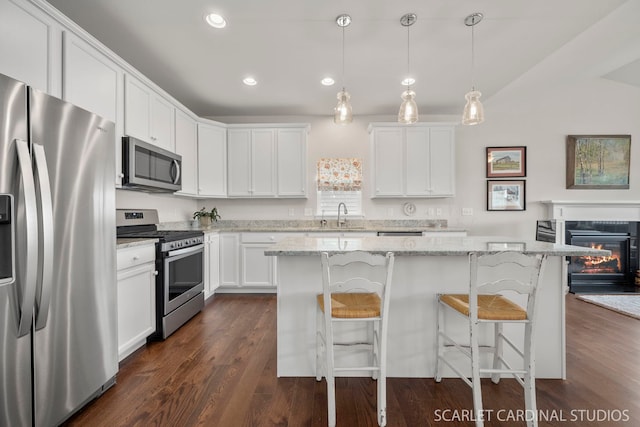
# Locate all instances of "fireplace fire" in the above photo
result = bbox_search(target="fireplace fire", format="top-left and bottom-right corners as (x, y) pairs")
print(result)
(567, 227), (633, 293)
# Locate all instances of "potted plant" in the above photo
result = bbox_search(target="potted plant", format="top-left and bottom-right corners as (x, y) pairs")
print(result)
(192, 207), (221, 227)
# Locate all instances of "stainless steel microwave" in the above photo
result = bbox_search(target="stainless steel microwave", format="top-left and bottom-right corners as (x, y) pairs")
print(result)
(122, 136), (182, 192)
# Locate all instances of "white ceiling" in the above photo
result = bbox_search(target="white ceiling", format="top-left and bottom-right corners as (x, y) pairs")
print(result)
(45, 0), (639, 118)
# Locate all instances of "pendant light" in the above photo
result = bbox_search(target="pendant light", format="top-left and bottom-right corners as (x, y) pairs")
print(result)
(398, 13), (418, 124)
(462, 12), (484, 125)
(334, 14), (353, 124)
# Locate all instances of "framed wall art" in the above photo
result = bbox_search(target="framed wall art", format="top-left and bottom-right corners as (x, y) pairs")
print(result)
(566, 135), (631, 189)
(486, 146), (526, 178)
(487, 180), (526, 211)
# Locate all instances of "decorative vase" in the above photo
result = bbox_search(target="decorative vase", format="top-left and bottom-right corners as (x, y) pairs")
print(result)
(199, 217), (212, 227)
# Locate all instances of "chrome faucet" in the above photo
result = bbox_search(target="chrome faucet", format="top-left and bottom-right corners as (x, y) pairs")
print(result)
(337, 202), (348, 228)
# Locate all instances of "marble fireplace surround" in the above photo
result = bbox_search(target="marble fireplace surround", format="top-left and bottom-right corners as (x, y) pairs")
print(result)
(541, 200), (640, 244)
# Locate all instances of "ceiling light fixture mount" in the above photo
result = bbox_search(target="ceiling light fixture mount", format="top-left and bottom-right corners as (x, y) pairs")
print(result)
(398, 13), (418, 124)
(462, 12), (484, 125)
(334, 14), (353, 125)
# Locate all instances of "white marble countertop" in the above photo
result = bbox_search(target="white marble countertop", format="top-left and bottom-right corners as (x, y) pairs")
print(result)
(116, 237), (158, 249)
(157, 219), (464, 234)
(264, 235), (611, 257)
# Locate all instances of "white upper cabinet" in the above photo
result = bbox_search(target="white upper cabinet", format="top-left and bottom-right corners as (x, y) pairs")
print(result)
(0, 0), (62, 96)
(124, 74), (175, 152)
(276, 128), (307, 197)
(174, 108), (198, 196)
(227, 128), (276, 197)
(227, 124), (308, 198)
(370, 123), (456, 198)
(197, 122), (227, 197)
(62, 31), (123, 186)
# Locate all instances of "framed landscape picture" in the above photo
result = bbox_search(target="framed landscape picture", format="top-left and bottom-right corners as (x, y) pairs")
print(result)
(566, 135), (631, 189)
(486, 146), (526, 178)
(487, 180), (526, 211)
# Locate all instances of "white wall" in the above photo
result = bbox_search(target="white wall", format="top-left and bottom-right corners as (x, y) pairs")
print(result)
(117, 0), (640, 238)
(198, 74), (640, 239)
(116, 189), (197, 223)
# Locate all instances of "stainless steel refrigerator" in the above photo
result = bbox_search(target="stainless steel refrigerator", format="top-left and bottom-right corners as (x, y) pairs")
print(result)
(0, 72), (118, 426)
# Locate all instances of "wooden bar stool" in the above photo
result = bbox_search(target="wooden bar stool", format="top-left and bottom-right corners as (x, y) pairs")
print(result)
(435, 251), (548, 427)
(316, 251), (395, 427)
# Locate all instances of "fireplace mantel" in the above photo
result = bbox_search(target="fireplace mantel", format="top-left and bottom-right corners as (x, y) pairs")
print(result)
(540, 200), (640, 222)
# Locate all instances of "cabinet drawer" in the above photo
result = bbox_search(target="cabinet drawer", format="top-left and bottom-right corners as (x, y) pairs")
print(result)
(241, 233), (279, 243)
(240, 232), (305, 243)
(117, 244), (156, 270)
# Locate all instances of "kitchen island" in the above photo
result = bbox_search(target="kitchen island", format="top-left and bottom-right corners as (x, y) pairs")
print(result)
(264, 235), (609, 379)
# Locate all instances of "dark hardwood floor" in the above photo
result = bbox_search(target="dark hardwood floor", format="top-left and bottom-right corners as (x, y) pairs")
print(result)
(64, 293), (640, 426)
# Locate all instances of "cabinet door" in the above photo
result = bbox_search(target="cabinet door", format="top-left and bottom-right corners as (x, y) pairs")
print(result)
(277, 128), (307, 197)
(175, 109), (198, 196)
(0, 0), (60, 95)
(251, 129), (276, 197)
(124, 75), (151, 141)
(227, 129), (252, 196)
(62, 32), (123, 186)
(428, 127), (455, 196)
(220, 233), (239, 287)
(372, 128), (404, 197)
(198, 123), (227, 197)
(405, 127), (431, 196)
(150, 95), (174, 152)
(208, 233), (220, 294)
(241, 244), (274, 287)
(117, 263), (156, 361)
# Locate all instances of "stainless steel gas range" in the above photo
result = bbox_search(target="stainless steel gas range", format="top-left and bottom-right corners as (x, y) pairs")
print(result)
(116, 209), (204, 340)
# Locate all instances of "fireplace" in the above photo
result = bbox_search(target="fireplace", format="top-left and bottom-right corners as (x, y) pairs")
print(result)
(565, 221), (638, 293)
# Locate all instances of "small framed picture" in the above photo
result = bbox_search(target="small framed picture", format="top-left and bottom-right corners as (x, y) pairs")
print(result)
(566, 135), (631, 189)
(486, 146), (526, 178)
(487, 180), (526, 211)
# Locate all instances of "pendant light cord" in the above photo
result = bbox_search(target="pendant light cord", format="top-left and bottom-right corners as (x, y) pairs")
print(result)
(470, 22), (475, 91)
(406, 23), (410, 89)
(341, 24), (346, 90)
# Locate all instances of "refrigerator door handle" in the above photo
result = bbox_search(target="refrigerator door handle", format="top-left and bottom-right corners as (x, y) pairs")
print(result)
(15, 139), (38, 337)
(32, 143), (54, 330)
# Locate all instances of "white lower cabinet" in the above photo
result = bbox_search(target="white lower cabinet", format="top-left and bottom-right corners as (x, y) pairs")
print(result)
(218, 232), (304, 293)
(220, 233), (240, 288)
(116, 244), (157, 361)
(204, 232), (220, 299)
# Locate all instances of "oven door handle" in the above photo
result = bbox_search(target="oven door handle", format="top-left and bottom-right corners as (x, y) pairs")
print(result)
(166, 243), (204, 258)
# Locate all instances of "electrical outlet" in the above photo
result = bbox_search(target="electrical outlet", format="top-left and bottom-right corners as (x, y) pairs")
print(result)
(304, 208), (313, 216)
(427, 208), (435, 217)
(436, 208), (442, 216)
(462, 207), (473, 216)
(288, 208), (295, 216)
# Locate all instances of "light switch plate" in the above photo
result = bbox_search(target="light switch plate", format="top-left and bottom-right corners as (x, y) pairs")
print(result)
(462, 208), (473, 216)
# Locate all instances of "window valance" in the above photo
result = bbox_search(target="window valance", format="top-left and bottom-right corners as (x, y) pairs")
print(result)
(317, 158), (362, 191)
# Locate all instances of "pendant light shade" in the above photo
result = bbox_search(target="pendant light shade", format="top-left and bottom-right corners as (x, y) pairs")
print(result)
(462, 13), (484, 125)
(462, 90), (484, 125)
(334, 14), (353, 124)
(334, 89), (353, 124)
(398, 89), (418, 124)
(398, 13), (418, 124)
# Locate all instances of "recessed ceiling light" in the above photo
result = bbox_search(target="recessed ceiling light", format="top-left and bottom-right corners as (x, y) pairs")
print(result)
(205, 13), (226, 28)
(321, 77), (335, 86)
(243, 77), (257, 86)
(401, 77), (416, 86)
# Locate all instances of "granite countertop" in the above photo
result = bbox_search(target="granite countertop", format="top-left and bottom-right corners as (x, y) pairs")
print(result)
(116, 237), (158, 249)
(264, 235), (612, 257)
(158, 219), (464, 234)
